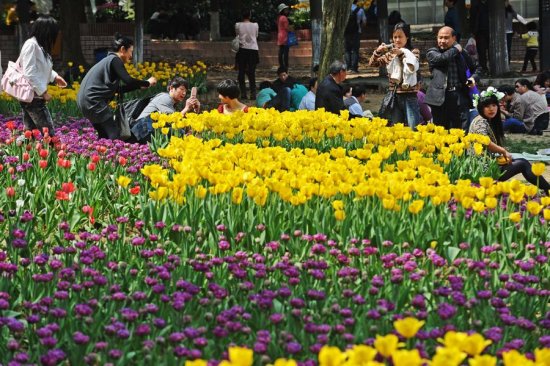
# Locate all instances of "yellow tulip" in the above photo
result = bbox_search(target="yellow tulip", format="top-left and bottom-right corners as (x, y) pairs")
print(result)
(149, 187), (168, 201)
(334, 209), (346, 221)
(437, 331), (468, 349)
(346, 345), (377, 365)
(391, 349), (423, 366)
(116, 175), (132, 188)
(461, 333), (492, 356)
(502, 350), (535, 366)
(186, 360), (208, 366)
(468, 355), (497, 366)
(231, 187), (244, 204)
(508, 211), (522, 223)
(526, 201), (543, 216)
(408, 200), (424, 214)
(484, 197), (498, 209)
(227, 346), (253, 366)
(318, 346), (345, 366)
(534, 348), (550, 365)
(531, 162), (546, 176)
(332, 200), (345, 210)
(544, 209), (550, 221)
(374, 334), (402, 358)
(393, 317), (425, 339)
(67, 61), (73, 67)
(472, 201), (486, 212)
(431, 347), (467, 366)
(274, 359), (297, 366)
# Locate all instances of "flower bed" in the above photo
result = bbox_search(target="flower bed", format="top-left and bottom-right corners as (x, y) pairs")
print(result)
(0, 110), (548, 365)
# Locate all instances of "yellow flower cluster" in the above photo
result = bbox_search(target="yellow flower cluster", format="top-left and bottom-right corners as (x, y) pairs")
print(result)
(125, 60), (207, 86)
(184, 324), (550, 366)
(292, 2), (310, 10)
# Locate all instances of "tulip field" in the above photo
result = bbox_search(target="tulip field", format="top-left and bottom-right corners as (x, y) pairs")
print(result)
(0, 98), (549, 364)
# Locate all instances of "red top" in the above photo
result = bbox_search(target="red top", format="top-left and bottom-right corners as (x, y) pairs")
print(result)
(277, 15), (289, 46)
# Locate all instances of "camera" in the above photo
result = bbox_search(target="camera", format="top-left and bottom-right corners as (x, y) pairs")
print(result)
(386, 43), (394, 51)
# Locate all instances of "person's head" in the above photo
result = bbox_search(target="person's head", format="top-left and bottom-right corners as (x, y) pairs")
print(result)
(29, 15), (59, 54)
(437, 26), (455, 50)
(535, 71), (550, 88)
(259, 81), (273, 91)
(352, 85), (367, 101)
(308, 77), (318, 93)
(113, 33), (134, 63)
(277, 66), (289, 82)
(217, 79), (240, 102)
(388, 10), (402, 25)
(329, 60), (347, 83)
(342, 83), (352, 98)
(498, 85), (516, 103)
(515, 78), (534, 94)
(167, 77), (189, 103)
(445, 0), (457, 7)
(277, 3), (290, 16)
(242, 9), (251, 20)
(392, 22), (412, 50)
(475, 88), (505, 142)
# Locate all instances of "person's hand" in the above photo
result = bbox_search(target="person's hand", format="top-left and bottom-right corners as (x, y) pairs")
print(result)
(147, 77), (157, 87)
(43, 93), (52, 102)
(55, 75), (67, 88)
(376, 44), (388, 54)
(466, 77), (476, 87)
(392, 48), (404, 56)
(454, 43), (463, 52)
(191, 98), (201, 113)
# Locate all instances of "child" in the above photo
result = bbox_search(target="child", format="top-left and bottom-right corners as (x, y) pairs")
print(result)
(217, 79), (248, 114)
(521, 21), (538, 73)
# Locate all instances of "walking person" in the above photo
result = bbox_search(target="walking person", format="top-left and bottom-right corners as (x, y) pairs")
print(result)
(17, 15), (67, 137)
(469, 88), (550, 195)
(504, 0), (526, 64)
(77, 33), (157, 140)
(425, 26), (480, 130)
(520, 21), (539, 74)
(276, 3), (291, 70)
(344, 0), (366, 74)
(368, 22), (421, 129)
(235, 10), (259, 100)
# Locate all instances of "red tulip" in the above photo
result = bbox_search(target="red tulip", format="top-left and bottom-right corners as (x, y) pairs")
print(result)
(87, 162), (96, 171)
(32, 129), (41, 139)
(39, 149), (48, 158)
(8, 167), (15, 175)
(6, 186), (15, 197)
(22, 152), (30, 161)
(61, 182), (75, 193)
(39, 160), (48, 169)
(25, 143), (32, 151)
(91, 154), (100, 163)
(55, 191), (69, 200)
(6, 121), (16, 130)
(129, 186), (141, 195)
(57, 150), (66, 159)
(0, 164), (3, 172)
(118, 157), (127, 166)
(24, 130), (32, 139)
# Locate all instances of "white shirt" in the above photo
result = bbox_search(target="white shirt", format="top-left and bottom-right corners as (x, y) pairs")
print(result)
(235, 22), (259, 50)
(299, 91), (316, 111)
(19, 37), (58, 96)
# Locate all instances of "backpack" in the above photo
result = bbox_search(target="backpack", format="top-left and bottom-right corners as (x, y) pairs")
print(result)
(345, 7), (361, 35)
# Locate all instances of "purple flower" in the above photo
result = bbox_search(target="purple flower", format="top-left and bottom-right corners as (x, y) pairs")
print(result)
(286, 342), (302, 354)
(73, 331), (90, 345)
(437, 302), (457, 320)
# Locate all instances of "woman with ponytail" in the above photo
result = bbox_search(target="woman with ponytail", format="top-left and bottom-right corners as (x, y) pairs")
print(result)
(77, 33), (157, 140)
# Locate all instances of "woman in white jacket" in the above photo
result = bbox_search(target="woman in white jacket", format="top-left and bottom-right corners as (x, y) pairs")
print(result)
(19, 15), (67, 136)
(368, 22), (421, 129)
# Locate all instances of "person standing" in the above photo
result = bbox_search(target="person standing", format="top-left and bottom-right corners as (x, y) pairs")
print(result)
(17, 15), (67, 137)
(425, 26), (480, 130)
(520, 22), (539, 74)
(504, 0), (526, 64)
(77, 33), (158, 140)
(344, 0), (366, 74)
(235, 10), (259, 100)
(470, 0), (489, 74)
(315, 60), (348, 115)
(368, 22), (420, 129)
(277, 3), (291, 70)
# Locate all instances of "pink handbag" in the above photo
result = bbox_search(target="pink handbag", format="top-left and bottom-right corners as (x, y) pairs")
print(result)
(1, 58), (34, 103)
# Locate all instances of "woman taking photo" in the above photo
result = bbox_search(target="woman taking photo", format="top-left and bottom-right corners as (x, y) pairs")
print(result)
(469, 88), (550, 194)
(369, 22), (420, 129)
(18, 15), (67, 137)
(77, 33), (157, 140)
(235, 10), (259, 100)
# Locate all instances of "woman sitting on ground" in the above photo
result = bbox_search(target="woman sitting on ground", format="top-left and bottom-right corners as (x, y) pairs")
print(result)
(217, 79), (249, 114)
(468, 87), (550, 195)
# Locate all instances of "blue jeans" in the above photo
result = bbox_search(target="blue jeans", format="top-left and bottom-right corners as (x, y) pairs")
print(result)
(20, 98), (56, 136)
(503, 117), (527, 133)
(390, 93), (421, 130)
(131, 115), (154, 143)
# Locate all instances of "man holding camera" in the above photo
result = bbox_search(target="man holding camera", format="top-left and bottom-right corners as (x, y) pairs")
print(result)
(425, 26), (481, 130)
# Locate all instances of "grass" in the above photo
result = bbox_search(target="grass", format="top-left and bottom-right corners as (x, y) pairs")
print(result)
(505, 135), (550, 154)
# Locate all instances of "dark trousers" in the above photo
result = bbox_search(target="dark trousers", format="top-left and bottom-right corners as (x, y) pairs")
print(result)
(20, 98), (56, 136)
(344, 33), (360, 72)
(475, 32), (489, 71)
(236, 48), (258, 99)
(93, 118), (120, 140)
(278, 45), (289, 69)
(430, 90), (465, 130)
(500, 158), (550, 193)
(265, 87), (291, 112)
(522, 47), (538, 72)
(533, 112), (549, 132)
(506, 32), (513, 63)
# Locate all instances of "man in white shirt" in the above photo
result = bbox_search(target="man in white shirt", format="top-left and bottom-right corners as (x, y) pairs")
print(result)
(298, 77), (317, 111)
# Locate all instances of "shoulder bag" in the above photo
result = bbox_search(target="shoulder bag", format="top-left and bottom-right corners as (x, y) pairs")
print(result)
(1, 57), (34, 103)
(378, 84), (397, 120)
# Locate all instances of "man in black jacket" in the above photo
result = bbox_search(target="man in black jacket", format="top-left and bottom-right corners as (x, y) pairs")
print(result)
(425, 26), (480, 130)
(315, 60), (348, 114)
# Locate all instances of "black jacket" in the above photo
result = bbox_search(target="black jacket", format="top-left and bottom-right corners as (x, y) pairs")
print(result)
(315, 75), (345, 114)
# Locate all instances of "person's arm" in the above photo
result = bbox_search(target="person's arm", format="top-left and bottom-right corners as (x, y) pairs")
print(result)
(368, 44), (390, 67)
(511, 98), (525, 120)
(426, 46), (458, 67)
(461, 51), (481, 84)
(111, 57), (152, 93)
(514, 12), (527, 25)
(349, 102), (363, 116)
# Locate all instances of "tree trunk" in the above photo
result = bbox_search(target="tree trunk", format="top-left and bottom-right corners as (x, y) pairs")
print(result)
(540, 0), (550, 71)
(318, 0), (353, 79)
(487, 0), (508, 75)
(311, 0), (322, 73)
(377, 0), (389, 77)
(209, 0), (220, 41)
(134, 0), (144, 64)
(59, 0), (87, 67)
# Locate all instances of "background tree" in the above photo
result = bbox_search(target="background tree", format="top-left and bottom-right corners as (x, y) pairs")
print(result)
(318, 0), (352, 79)
(59, 0), (87, 66)
(310, 0), (322, 71)
(487, 0), (509, 75)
